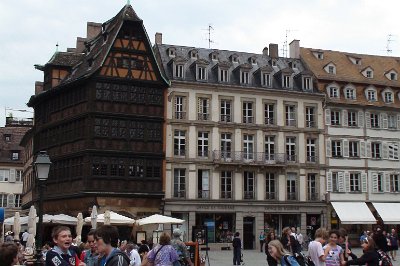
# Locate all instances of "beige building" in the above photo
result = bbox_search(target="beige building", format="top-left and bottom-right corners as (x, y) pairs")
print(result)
(155, 37), (326, 250)
(301, 45), (400, 237)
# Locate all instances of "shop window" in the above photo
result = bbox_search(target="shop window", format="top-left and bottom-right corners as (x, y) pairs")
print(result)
(196, 213), (235, 243)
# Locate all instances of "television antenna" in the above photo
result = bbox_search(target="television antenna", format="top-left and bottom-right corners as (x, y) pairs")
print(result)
(202, 24), (215, 48)
(385, 34), (395, 55)
(281, 29), (297, 58)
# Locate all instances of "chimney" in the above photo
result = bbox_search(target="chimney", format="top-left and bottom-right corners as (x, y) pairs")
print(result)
(86, 22), (102, 39)
(269, 43), (278, 58)
(155, 32), (162, 45)
(262, 47), (268, 56)
(289, 40), (300, 59)
(76, 37), (87, 53)
(35, 81), (44, 95)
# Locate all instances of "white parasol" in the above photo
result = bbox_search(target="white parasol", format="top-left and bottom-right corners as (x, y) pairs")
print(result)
(137, 214), (185, 226)
(27, 206), (37, 237)
(90, 205), (98, 229)
(104, 210), (111, 225)
(13, 212), (21, 240)
(75, 213), (84, 245)
(84, 211), (135, 225)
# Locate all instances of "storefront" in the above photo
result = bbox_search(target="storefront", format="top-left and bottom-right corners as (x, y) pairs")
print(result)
(196, 213), (235, 243)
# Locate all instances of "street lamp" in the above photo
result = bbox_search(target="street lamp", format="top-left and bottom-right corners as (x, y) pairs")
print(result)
(34, 151), (51, 265)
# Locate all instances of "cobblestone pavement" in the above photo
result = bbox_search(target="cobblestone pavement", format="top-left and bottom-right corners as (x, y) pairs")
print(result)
(204, 248), (400, 266)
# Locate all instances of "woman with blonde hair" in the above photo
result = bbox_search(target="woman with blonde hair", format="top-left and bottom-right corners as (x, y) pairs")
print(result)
(268, 240), (300, 266)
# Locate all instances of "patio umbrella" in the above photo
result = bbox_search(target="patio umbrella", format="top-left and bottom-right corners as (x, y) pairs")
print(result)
(91, 205), (98, 229)
(104, 210), (111, 225)
(137, 214), (184, 226)
(75, 213), (84, 245)
(27, 206), (37, 237)
(84, 211), (135, 225)
(13, 212), (21, 240)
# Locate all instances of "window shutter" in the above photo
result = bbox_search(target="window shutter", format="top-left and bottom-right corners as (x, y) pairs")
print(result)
(342, 110), (348, 127)
(7, 194), (14, 208)
(338, 172), (345, 192)
(344, 172), (350, 192)
(381, 113), (388, 129)
(343, 139), (349, 157)
(361, 173), (368, 193)
(326, 172), (333, 192)
(397, 115), (400, 130)
(382, 142), (389, 159)
(183, 97), (187, 115)
(358, 111), (364, 128)
(205, 98), (210, 114)
(384, 172), (391, 192)
(325, 109), (331, 125)
(9, 169), (16, 183)
(197, 98), (202, 115)
(365, 112), (371, 128)
(360, 141), (366, 158)
(365, 141), (371, 158)
(372, 173), (379, 193)
(326, 139), (331, 158)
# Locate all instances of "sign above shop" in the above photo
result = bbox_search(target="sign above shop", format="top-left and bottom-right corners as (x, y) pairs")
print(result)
(264, 206), (300, 211)
(197, 205), (235, 210)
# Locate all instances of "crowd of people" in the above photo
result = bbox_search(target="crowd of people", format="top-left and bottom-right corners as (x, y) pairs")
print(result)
(259, 226), (399, 266)
(0, 225), (193, 266)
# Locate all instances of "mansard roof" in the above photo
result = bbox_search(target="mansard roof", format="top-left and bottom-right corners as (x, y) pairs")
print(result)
(156, 44), (317, 92)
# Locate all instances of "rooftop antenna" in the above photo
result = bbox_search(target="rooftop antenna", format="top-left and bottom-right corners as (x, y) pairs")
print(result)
(56, 42), (59, 52)
(282, 29), (297, 58)
(386, 34), (395, 55)
(202, 24), (215, 48)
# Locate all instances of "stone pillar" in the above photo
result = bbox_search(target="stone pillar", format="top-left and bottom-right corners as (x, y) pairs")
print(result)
(188, 211), (196, 242)
(278, 173), (286, 201)
(300, 212), (307, 236)
(299, 172), (306, 202)
(256, 211), (265, 252)
(235, 212), (244, 237)
(235, 172), (243, 200)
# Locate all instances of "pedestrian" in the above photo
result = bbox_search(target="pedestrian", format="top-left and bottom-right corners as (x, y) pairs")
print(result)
(0, 242), (19, 266)
(323, 230), (344, 266)
(142, 232), (179, 266)
(5, 231), (14, 242)
(265, 231), (278, 266)
(337, 228), (351, 262)
(138, 240), (150, 260)
(95, 225), (130, 266)
(267, 239), (300, 266)
(373, 227), (389, 252)
(308, 228), (329, 266)
(232, 232), (242, 266)
(389, 228), (398, 261)
(170, 228), (193, 266)
(45, 225), (85, 266)
(81, 229), (98, 266)
(259, 231), (266, 253)
(281, 227), (300, 255)
(21, 230), (29, 248)
(345, 237), (379, 266)
(296, 227), (304, 250)
(126, 243), (141, 266)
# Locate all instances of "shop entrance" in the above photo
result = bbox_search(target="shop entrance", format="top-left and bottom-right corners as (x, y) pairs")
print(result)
(243, 217), (255, 249)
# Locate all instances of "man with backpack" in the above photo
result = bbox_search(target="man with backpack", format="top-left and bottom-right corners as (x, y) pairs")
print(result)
(95, 225), (130, 266)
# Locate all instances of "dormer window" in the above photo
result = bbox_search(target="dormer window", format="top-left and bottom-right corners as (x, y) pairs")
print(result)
(271, 60), (277, 67)
(303, 77), (312, 91)
(385, 69), (398, 81)
(231, 55), (239, 63)
(196, 65), (207, 81)
(313, 51), (324, 60)
(348, 56), (361, 65)
(174, 64), (184, 78)
(219, 68), (229, 83)
(328, 86), (339, 98)
(366, 70), (372, 78)
(328, 66), (335, 74)
(11, 151), (19, 161)
(240, 71), (250, 84)
(261, 73), (272, 87)
(168, 48), (176, 57)
(324, 62), (336, 74)
(211, 53), (218, 61)
(366, 87), (377, 101)
(361, 67), (374, 78)
(249, 57), (257, 65)
(385, 91), (394, 103)
(190, 50), (198, 59)
(345, 86), (356, 100)
(4, 134), (11, 142)
(283, 75), (291, 88)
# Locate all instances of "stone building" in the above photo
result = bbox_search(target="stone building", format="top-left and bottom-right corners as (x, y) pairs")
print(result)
(155, 37), (326, 250)
(301, 44), (400, 236)
(0, 117), (32, 218)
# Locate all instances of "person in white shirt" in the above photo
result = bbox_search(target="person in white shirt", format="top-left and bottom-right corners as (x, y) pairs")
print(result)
(308, 228), (330, 266)
(21, 230), (29, 248)
(128, 245), (141, 266)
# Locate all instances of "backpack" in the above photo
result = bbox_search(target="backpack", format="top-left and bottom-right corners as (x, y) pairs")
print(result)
(283, 255), (300, 266)
(377, 249), (392, 266)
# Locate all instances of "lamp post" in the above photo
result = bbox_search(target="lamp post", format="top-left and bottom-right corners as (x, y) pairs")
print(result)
(34, 151), (51, 266)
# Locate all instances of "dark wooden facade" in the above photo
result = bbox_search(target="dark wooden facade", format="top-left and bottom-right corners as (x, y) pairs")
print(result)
(25, 5), (169, 217)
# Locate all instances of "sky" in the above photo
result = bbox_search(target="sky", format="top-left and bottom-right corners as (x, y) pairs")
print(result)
(1, 0), (400, 126)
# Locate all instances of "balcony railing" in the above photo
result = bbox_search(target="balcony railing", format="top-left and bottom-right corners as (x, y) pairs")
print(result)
(213, 151), (286, 165)
(286, 154), (297, 162)
(198, 190), (210, 199)
(221, 191), (232, 199)
(174, 149), (186, 157)
(174, 190), (186, 198)
(265, 192), (276, 200)
(307, 193), (319, 201)
(220, 114), (232, 123)
(306, 120), (315, 128)
(264, 117), (274, 125)
(287, 192), (297, 200)
(197, 150), (210, 158)
(244, 191), (255, 199)
(198, 113), (210, 121)
(286, 120), (297, 127)
(243, 117), (254, 124)
(306, 156), (318, 163)
(174, 111), (186, 120)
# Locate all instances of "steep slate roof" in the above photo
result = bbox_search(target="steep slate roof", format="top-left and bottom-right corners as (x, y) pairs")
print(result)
(156, 44), (316, 93)
(300, 47), (400, 87)
(47, 52), (84, 67)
